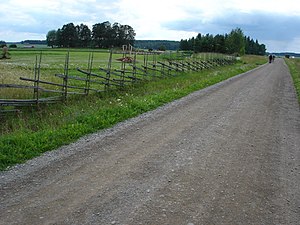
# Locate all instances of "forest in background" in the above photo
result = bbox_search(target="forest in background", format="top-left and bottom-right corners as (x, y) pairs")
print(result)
(46, 21), (135, 48)
(2, 24), (266, 56)
(179, 28), (266, 55)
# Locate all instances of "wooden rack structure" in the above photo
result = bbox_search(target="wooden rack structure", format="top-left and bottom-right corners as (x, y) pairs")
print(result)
(1, 50), (235, 115)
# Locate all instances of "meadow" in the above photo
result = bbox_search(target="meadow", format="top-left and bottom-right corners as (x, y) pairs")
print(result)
(0, 49), (267, 170)
(1, 48), (134, 99)
(1, 49), (202, 99)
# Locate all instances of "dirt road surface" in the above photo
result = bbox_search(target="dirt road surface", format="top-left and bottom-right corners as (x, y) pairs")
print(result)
(1, 58), (299, 225)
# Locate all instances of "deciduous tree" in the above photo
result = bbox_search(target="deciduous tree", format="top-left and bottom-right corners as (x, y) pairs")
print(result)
(46, 30), (56, 48)
(76, 24), (91, 48)
(225, 28), (245, 55)
(61, 23), (78, 48)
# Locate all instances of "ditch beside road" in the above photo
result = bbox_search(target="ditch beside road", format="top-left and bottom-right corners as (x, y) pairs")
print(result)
(0, 58), (299, 225)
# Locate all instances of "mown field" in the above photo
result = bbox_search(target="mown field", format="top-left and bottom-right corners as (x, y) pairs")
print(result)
(0, 50), (267, 170)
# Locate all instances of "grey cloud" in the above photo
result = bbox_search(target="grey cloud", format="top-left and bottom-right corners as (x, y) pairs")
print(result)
(0, 0), (119, 38)
(163, 11), (300, 42)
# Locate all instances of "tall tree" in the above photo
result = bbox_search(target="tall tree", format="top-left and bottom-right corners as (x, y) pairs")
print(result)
(194, 34), (202, 52)
(92, 21), (112, 48)
(244, 36), (266, 55)
(46, 21), (136, 49)
(225, 28), (245, 55)
(113, 24), (136, 47)
(61, 23), (78, 48)
(258, 43), (266, 55)
(46, 30), (56, 48)
(245, 36), (252, 54)
(76, 24), (91, 48)
(0, 40), (6, 48)
(179, 39), (190, 51)
(55, 29), (63, 47)
(213, 34), (226, 53)
(179, 28), (265, 55)
(121, 25), (135, 46)
(201, 34), (214, 52)
(111, 22), (121, 47)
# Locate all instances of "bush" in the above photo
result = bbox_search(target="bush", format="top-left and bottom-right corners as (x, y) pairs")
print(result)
(158, 45), (166, 51)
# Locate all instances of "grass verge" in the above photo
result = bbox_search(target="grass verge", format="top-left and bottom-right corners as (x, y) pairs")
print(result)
(0, 55), (266, 171)
(285, 58), (300, 103)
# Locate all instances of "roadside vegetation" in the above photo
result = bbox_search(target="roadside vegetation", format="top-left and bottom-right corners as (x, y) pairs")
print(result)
(285, 58), (300, 103)
(0, 52), (266, 171)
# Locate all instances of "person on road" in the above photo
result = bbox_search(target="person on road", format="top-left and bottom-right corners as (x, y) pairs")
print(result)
(269, 54), (273, 63)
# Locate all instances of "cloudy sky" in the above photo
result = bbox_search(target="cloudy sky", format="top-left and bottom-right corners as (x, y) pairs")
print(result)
(1, 0), (300, 52)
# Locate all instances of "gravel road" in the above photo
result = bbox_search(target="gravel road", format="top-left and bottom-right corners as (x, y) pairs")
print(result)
(1, 58), (299, 225)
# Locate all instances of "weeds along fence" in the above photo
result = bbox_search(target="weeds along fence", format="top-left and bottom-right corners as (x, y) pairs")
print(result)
(0, 50), (235, 115)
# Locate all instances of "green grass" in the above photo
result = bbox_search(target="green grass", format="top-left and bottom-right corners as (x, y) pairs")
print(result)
(285, 58), (300, 103)
(1, 48), (140, 99)
(1, 49), (124, 83)
(0, 54), (266, 170)
(0, 50), (238, 99)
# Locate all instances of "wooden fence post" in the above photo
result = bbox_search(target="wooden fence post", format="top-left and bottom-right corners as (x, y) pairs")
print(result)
(120, 47), (126, 88)
(132, 52), (137, 81)
(105, 49), (113, 91)
(143, 53), (148, 77)
(85, 52), (93, 95)
(33, 52), (42, 106)
(62, 51), (70, 101)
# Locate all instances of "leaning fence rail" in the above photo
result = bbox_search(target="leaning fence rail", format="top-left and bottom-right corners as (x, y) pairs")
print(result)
(0, 50), (235, 115)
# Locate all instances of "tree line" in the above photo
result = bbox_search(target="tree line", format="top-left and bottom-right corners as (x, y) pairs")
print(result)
(21, 40), (47, 45)
(134, 40), (180, 51)
(46, 21), (136, 48)
(179, 28), (266, 55)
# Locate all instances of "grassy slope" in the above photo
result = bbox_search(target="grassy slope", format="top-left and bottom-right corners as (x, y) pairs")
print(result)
(285, 58), (300, 103)
(0, 55), (266, 170)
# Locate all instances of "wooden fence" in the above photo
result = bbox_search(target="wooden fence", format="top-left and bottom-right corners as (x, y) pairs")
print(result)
(0, 50), (235, 115)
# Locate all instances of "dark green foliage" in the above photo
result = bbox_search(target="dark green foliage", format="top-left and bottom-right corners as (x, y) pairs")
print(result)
(134, 40), (180, 50)
(20, 40), (47, 45)
(225, 28), (245, 55)
(46, 30), (57, 48)
(46, 21), (136, 49)
(61, 23), (78, 48)
(92, 22), (135, 48)
(244, 36), (266, 55)
(0, 40), (6, 47)
(158, 45), (166, 51)
(92, 21), (112, 48)
(179, 28), (266, 56)
(77, 24), (92, 48)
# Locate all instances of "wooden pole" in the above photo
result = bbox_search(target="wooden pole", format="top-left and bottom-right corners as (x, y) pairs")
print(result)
(85, 52), (93, 95)
(105, 49), (113, 91)
(62, 51), (70, 101)
(33, 52), (42, 106)
(132, 52), (137, 81)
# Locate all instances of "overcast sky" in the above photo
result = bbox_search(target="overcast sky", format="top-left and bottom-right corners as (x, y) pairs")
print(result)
(1, 0), (300, 52)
